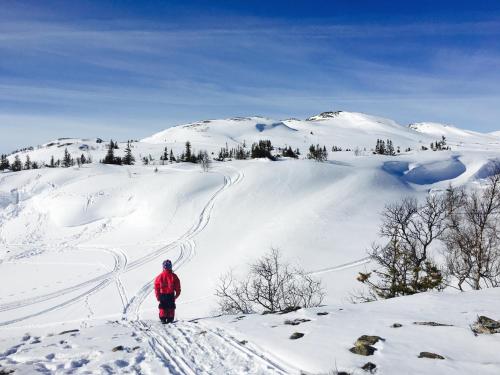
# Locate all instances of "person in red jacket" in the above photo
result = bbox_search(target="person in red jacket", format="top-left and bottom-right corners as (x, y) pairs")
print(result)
(154, 259), (181, 324)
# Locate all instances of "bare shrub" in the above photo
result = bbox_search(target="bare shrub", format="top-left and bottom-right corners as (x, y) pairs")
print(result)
(443, 173), (500, 290)
(199, 150), (211, 172)
(216, 248), (325, 314)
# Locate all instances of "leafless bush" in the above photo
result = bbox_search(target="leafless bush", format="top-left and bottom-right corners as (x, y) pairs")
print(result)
(199, 150), (211, 172)
(215, 271), (254, 314)
(443, 173), (500, 290)
(216, 248), (324, 314)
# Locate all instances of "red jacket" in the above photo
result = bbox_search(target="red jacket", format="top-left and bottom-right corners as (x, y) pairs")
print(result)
(154, 270), (181, 301)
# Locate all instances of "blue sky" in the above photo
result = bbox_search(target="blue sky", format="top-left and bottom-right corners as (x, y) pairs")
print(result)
(1, 0), (499, 153)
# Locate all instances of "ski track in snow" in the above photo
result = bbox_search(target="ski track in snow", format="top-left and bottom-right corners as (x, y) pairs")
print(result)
(0, 167), (240, 324)
(1, 167), (286, 375)
(306, 256), (371, 276)
(118, 167), (292, 375)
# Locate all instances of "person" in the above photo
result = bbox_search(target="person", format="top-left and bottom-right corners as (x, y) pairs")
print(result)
(154, 259), (181, 324)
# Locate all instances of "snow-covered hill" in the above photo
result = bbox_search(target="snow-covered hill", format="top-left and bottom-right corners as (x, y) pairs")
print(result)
(7, 111), (500, 169)
(1, 111), (500, 374)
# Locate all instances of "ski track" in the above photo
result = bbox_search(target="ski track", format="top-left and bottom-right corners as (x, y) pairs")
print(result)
(0, 167), (240, 324)
(0, 167), (298, 373)
(306, 256), (371, 276)
(0, 247), (127, 314)
(121, 167), (289, 375)
(136, 321), (291, 374)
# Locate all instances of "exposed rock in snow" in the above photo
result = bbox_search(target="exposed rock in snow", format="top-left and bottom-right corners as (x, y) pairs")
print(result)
(471, 316), (500, 335)
(418, 352), (445, 360)
(306, 110), (343, 121)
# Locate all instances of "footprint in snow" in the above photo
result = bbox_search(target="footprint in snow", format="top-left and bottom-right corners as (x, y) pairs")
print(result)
(67, 358), (89, 369)
(114, 359), (129, 368)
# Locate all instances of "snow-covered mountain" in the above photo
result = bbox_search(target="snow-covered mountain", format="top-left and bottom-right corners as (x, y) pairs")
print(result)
(7, 111), (500, 169)
(1, 111), (500, 374)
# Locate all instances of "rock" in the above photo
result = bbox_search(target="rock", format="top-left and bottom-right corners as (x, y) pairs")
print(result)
(418, 352), (445, 360)
(284, 318), (311, 326)
(350, 335), (383, 356)
(471, 316), (500, 335)
(279, 306), (302, 314)
(289, 332), (305, 340)
(112, 345), (125, 352)
(59, 329), (80, 335)
(391, 323), (402, 328)
(413, 321), (452, 327)
(355, 335), (384, 346)
(361, 362), (377, 372)
(0, 369), (15, 375)
(350, 345), (377, 356)
(317, 312), (329, 316)
(239, 340), (248, 345)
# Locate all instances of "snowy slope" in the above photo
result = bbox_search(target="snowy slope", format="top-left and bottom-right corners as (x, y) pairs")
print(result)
(2, 111), (500, 374)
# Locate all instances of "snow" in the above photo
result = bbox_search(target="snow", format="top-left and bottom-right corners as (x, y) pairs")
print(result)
(203, 288), (500, 374)
(1, 110), (500, 374)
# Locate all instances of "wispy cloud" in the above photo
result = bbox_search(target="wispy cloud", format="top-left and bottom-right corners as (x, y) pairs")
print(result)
(1, 13), (499, 152)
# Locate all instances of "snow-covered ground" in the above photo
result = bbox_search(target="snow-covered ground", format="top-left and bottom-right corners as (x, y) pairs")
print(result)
(1, 111), (500, 374)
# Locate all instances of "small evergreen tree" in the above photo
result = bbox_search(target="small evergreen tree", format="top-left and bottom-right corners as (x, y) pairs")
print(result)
(386, 139), (395, 156)
(307, 144), (328, 162)
(102, 140), (118, 164)
(160, 147), (168, 164)
(24, 155), (32, 170)
(283, 146), (298, 158)
(50, 155), (56, 168)
(11, 155), (22, 172)
(62, 148), (73, 167)
(251, 140), (275, 160)
(0, 154), (10, 170)
(123, 141), (135, 165)
(169, 149), (176, 163)
(184, 141), (193, 162)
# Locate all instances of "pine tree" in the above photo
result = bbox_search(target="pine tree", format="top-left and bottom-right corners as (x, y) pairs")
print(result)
(50, 155), (55, 168)
(24, 155), (32, 170)
(184, 141), (194, 162)
(307, 144), (328, 162)
(161, 147), (168, 164)
(169, 149), (175, 163)
(251, 140), (274, 160)
(103, 140), (116, 164)
(62, 148), (73, 167)
(0, 154), (10, 170)
(386, 139), (395, 156)
(80, 154), (87, 165)
(283, 146), (298, 158)
(12, 155), (22, 172)
(123, 141), (135, 165)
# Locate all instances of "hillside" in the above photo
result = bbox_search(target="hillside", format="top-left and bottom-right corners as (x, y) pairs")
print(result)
(1, 111), (500, 374)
